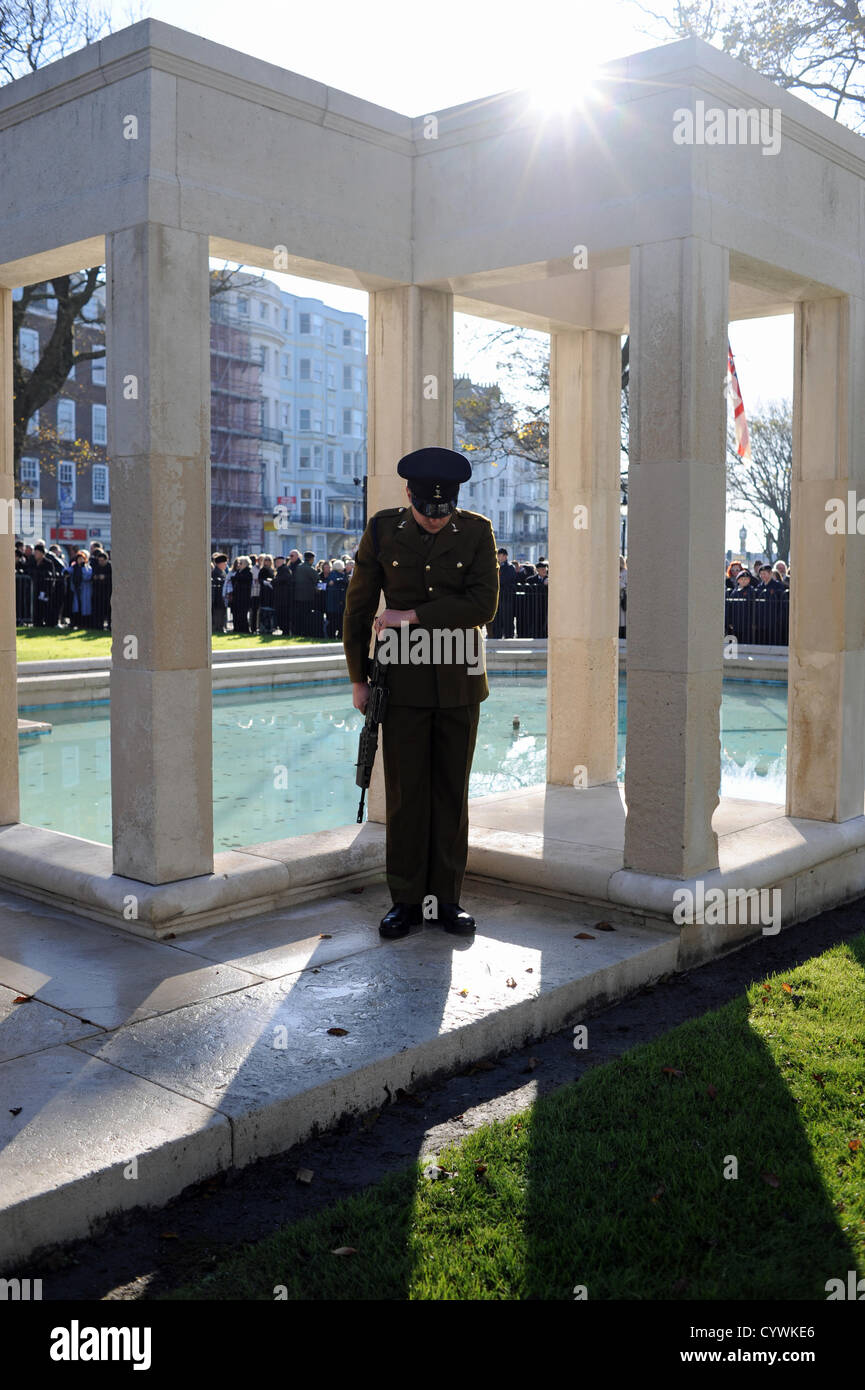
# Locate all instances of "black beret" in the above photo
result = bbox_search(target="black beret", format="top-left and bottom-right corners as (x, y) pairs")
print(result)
(396, 446), (472, 486)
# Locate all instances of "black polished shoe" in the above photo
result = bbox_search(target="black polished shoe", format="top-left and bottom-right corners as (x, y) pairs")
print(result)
(436, 901), (476, 935)
(379, 902), (423, 938)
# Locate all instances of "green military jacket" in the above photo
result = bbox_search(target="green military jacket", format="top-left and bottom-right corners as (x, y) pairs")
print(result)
(342, 505), (500, 706)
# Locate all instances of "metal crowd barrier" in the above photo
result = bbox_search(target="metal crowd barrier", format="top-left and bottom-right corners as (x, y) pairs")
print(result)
(724, 592), (789, 646)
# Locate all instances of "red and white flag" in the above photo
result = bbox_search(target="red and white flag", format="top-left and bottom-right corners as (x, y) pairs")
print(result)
(726, 343), (751, 461)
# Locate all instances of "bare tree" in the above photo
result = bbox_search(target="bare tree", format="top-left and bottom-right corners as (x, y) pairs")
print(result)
(636, 0), (865, 131)
(726, 398), (792, 560)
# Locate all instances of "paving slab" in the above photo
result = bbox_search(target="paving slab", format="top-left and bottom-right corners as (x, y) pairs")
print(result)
(0, 983), (105, 1062)
(0, 1045), (230, 1268)
(0, 901), (267, 1030)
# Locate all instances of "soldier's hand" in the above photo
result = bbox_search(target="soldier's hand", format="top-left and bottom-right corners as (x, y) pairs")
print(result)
(373, 607), (416, 634)
(352, 681), (370, 713)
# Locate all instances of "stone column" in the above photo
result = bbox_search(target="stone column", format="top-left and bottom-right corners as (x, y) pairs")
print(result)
(0, 288), (19, 827)
(547, 329), (621, 787)
(623, 238), (729, 878)
(788, 296), (865, 821)
(365, 286), (454, 821)
(106, 224), (213, 883)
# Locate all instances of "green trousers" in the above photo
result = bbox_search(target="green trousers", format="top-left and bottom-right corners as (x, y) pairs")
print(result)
(381, 702), (480, 905)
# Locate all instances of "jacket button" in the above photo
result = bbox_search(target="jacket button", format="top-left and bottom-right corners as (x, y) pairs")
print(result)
(392, 560), (399, 566)
(428, 586), (434, 592)
(425, 564), (431, 570)
(456, 561), (463, 567)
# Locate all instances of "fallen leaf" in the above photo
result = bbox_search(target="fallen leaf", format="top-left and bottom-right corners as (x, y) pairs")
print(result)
(525, 967), (534, 973)
(327, 1027), (349, 1037)
(9, 1107), (22, 1116)
(319, 933), (333, 940)
(12, 995), (32, 1004)
(506, 977), (517, 988)
(707, 1084), (717, 1100)
(331, 1246), (357, 1256)
(457, 988), (469, 997)
(762, 1171), (780, 1188)
(662, 1067), (684, 1078)
(762, 983), (772, 992)
(849, 1139), (862, 1153)
(812, 1073), (825, 1088)
(164, 932), (176, 940)
(595, 922), (616, 932)
(574, 933), (595, 940)
(296, 1168), (314, 1184)
(782, 982), (793, 994)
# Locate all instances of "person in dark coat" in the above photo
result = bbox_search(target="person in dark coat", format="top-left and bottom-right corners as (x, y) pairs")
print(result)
(91, 553), (113, 630)
(211, 553), (229, 634)
(229, 556), (253, 634)
(272, 556), (292, 634)
(325, 560), (348, 639)
(292, 552), (318, 638)
(26, 543), (62, 627)
(491, 547), (517, 638)
(257, 554), (276, 634)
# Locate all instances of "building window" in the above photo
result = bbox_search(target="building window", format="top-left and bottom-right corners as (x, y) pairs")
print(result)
(281, 403), (291, 428)
(91, 404), (107, 445)
(259, 300), (269, 320)
(327, 449), (336, 474)
(342, 450), (353, 476)
(299, 313), (311, 334)
(91, 354), (106, 385)
(58, 459), (76, 503)
(313, 445), (322, 468)
(342, 364), (352, 390)
(57, 399), (76, 440)
(281, 352), (291, 378)
(20, 457), (39, 494)
(299, 409), (311, 431)
(498, 477), (506, 497)
(499, 510), (507, 533)
(342, 408), (352, 435)
(299, 450), (311, 469)
(237, 296), (249, 315)
(92, 464), (109, 505)
(327, 362), (336, 390)
(343, 328), (351, 346)
(327, 409), (337, 436)
(259, 346), (269, 372)
(19, 327), (39, 371)
(299, 359), (311, 381)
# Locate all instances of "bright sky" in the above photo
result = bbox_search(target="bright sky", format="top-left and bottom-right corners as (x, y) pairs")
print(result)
(133, 0), (792, 551)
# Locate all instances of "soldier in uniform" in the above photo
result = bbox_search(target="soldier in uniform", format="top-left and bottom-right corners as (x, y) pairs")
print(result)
(342, 446), (499, 939)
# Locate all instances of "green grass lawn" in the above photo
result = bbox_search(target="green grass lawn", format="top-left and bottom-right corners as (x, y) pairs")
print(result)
(15, 628), (337, 662)
(162, 936), (865, 1300)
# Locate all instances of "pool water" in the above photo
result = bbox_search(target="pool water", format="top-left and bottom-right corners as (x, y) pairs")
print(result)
(18, 674), (787, 851)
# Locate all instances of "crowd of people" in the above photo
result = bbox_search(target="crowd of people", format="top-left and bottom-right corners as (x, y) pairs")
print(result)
(211, 549), (354, 639)
(15, 533), (791, 649)
(15, 539), (112, 629)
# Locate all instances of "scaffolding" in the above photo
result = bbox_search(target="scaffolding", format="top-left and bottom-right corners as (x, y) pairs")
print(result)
(210, 298), (264, 552)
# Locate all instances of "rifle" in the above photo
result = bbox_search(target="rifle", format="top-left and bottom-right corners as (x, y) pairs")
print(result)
(355, 637), (389, 823)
